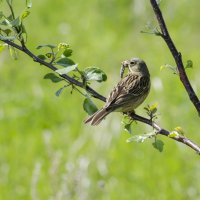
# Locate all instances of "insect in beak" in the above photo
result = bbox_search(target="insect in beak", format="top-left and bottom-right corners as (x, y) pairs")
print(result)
(120, 60), (129, 78)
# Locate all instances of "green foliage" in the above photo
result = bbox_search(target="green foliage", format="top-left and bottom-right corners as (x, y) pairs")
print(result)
(124, 123), (132, 134)
(36, 44), (56, 50)
(121, 115), (133, 134)
(169, 126), (185, 138)
(174, 126), (185, 135)
(55, 57), (75, 67)
(55, 85), (67, 97)
(0, 0), (31, 42)
(160, 64), (179, 75)
(8, 45), (18, 59)
(26, 0), (32, 8)
(144, 103), (158, 120)
(185, 59), (193, 69)
(83, 97), (98, 115)
(127, 131), (156, 143)
(83, 67), (107, 82)
(141, 22), (162, 36)
(152, 139), (164, 152)
(55, 64), (77, 75)
(43, 73), (63, 83)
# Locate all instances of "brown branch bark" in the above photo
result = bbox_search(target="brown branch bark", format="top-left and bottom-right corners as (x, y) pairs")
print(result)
(130, 113), (200, 154)
(150, 0), (200, 115)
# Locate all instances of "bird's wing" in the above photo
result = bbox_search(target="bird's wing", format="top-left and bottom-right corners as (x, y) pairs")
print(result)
(127, 75), (150, 97)
(105, 74), (150, 110)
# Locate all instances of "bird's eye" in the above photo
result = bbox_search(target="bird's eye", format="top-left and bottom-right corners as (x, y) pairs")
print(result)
(130, 61), (136, 65)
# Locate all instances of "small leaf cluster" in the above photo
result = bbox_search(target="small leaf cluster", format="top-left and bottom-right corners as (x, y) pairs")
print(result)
(160, 64), (179, 75)
(122, 109), (164, 152)
(160, 59), (193, 75)
(169, 126), (185, 138)
(144, 103), (158, 121)
(0, 0), (31, 42)
(39, 42), (107, 115)
(126, 129), (164, 152)
(141, 22), (162, 36)
(0, 0), (32, 59)
(0, 1), (107, 117)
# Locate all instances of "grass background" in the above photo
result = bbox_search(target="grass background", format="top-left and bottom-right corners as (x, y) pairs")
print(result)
(1, 0), (200, 199)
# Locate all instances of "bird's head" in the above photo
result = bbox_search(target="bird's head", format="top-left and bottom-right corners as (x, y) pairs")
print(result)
(121, 58), (149, 76)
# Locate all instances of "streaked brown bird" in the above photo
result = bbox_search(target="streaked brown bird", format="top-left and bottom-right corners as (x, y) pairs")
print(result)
(84, 58), (151, 125)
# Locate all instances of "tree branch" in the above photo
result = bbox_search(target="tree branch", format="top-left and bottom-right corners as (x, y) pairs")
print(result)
(150, 0), (200, 115)
(130, 113), (200, 154)
(1, 39), (106, 102)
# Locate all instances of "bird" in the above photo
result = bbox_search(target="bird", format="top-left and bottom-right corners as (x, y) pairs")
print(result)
(84, 58), (151, 125)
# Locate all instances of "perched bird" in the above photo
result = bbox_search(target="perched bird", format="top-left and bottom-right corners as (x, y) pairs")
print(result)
(84, 58), (151, 125)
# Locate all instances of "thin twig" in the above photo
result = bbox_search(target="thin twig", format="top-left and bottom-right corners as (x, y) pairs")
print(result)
(130, 113), (200, 154)
(150, 0), (200, 115)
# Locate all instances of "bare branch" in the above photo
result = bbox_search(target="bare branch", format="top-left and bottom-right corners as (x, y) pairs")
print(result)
(150, 0), (200, 115)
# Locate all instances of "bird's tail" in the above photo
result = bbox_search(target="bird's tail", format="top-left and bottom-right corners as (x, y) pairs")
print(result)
(84, 108), (109, 126)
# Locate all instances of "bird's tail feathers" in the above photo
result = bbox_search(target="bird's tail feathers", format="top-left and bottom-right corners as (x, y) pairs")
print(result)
(84, 108), (109, 125)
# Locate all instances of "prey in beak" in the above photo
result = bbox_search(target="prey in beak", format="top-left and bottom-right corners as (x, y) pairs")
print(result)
(120, 60), (129, 78)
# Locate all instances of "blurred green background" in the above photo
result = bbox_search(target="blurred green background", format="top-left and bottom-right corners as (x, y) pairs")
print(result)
(0, 0), (200, 199)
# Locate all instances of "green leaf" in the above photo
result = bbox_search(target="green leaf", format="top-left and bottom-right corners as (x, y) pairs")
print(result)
(57, 43), (70, 51)
(124, 123), (132, 134)
(36, 44), (56, 50)
(84, 67), (107, 82)
(44, 73), (63, 83)
(168, 131), (179, 138)
(152, 139), (164, 152)
(9, 46), (18, 59)
(121, 115), (133, 134)
(160, 64), (178, 75)
(55, 86), (66, 97)
(169, 127), (184, 138)
(127, 132), (156, 143)
(37, 54), (46, 60)
(56, 64), (77, 75)
(10, 17), (21, 27)
(185, 60), (193, 69)
(45, 52), (53, 58)
(21, 10), (30, 20)
(55, 58), (75, 67)
(127, 135), (147, 143)
(26, 0), (32, 8)
(0, 35), (16, 40)
(83, 98), (98, 115)
(2, 29), (12, 35)
(149, 103), (158, 114)
(62, 48), (73, 57)
(141, 22), (161, 36)
(174, 126), (185, 135)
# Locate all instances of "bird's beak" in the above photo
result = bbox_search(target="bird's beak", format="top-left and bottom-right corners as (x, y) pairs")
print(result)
(121, 60), (129, 68)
